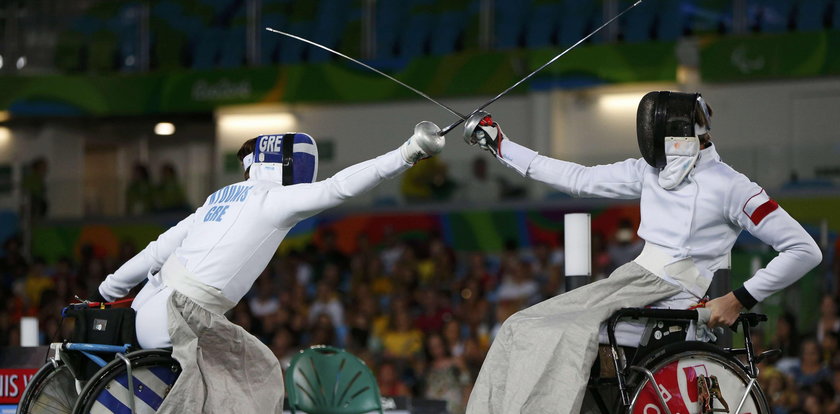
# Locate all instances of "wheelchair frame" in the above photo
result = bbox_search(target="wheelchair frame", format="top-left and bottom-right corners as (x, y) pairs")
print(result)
(17, 301), (178, 414)
(587, 307), (770, 414)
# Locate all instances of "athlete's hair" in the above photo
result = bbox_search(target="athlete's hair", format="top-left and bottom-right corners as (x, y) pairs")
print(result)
(697, 101), (713, 148)
(238, 138), (257, 179)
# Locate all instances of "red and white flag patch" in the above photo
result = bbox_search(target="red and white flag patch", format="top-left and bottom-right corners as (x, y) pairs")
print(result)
(743, 189), (779, 225)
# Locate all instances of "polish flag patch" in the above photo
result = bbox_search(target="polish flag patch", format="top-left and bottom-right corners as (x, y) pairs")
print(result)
(743, 189), (779, 225)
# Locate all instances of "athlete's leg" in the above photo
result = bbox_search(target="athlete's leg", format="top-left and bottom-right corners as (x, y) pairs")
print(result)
(132, 282), (174, 349)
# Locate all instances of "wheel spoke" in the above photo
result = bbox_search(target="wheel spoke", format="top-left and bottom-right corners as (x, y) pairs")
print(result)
(24, 366), (78, 414)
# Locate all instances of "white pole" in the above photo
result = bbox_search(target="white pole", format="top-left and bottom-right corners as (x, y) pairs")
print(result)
(564, 213), (591, 291)
(20, 317), (38, 347)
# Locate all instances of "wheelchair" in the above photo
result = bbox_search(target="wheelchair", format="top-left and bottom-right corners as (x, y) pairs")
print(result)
(16, 300), (181, 414)
(584, 308), (776, 414)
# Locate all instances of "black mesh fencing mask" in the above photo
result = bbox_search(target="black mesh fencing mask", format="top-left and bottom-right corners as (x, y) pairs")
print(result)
(636, 91), (711, 168)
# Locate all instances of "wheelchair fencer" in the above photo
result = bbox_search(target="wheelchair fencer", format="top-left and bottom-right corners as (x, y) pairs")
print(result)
(582, 307), (777, 414)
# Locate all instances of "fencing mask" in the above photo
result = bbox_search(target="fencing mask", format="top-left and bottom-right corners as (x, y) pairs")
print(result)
(636, 91), (712, 169)
(242, 133), (319, 185)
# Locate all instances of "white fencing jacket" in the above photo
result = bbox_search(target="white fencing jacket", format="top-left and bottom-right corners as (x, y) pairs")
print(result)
(498, 140), (822, 308)
(99, 149), (410, 304)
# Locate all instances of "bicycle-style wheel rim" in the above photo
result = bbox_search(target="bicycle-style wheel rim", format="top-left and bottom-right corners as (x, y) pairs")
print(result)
(73, 351), (180, 414)
(20, 365), (78, 414)
(628, 349), (770, 414)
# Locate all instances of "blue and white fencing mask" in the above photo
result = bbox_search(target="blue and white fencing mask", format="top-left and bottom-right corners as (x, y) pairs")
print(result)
(242, 133), (319, 185)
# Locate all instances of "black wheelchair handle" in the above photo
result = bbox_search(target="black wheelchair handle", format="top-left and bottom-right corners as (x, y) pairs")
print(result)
(611, 308), (767, 330)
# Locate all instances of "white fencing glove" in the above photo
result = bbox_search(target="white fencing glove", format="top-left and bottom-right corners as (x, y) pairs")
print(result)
(400, 121), (445, 164)
(695, 307), (720, 343)
(463, 111), (503, 157)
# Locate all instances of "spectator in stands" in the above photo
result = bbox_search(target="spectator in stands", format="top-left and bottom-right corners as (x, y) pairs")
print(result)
(497, 175), (527, 201)
(834, 239), (840, 297)
(377, 359), (411, 398)
(528, 242), (552, 282)
(489, 301), (517, 342)
(382, 308), (423, 359)
(607, 219), (644, 273)
(23, 257), (53, 308)
(393, 261), (420, 298)
(591, 231), (612, 281)
(346, 298), (375, 352)
(248, 274), (280, 318)
(125, 163), (154, 215)
(50, 256), (76, 303)
(443, 318), (466, 358)
(771, 312), (802, 365)
(269, 326), (297, 369)
(423, 332), (470, 414)
(231, 302), (256, 335)
(823, 331), (840, 367)
(315, 229), (349, 277)
(462, 334), (488, 381)
(817, 295), (840, 344)
(369, 257), (394, 298)
(414, 288), (452, 334)
(463, 157), (500, 203)
(153, 162), (190, 212)
(308, 281), (344, 330)
(429, 161), (457, 201)
(400, 157), (454, 202)
(496, 258), (539, 305)
(308, 312), (338, 347)
(457, 276), (492, 348)
(0, 310), (12, 346)
(462, 252), (496, 293)
(400, 157), (436, 201)
(791, 338), (832, 388)
(22, 157), (48, 220)
(828, 370), (840, 412)
(0, 235), (27, 290)
(379, 227), (406, 274)
(117, 240), (139, 268)
(764, 369), (799, 412)
(82, 257), (108, 299)
(802, 392), (826, 414)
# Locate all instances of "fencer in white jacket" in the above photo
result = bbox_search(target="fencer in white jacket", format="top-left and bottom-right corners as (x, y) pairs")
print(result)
(92, 123), (444, 413)
(463, 92), (822, 414)
(97, 122), (444, 347)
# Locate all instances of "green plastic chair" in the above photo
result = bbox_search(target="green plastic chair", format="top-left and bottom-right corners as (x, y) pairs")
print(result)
(286, 345), (384, 414)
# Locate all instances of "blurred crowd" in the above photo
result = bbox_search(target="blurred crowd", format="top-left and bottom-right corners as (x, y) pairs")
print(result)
(0, 223), (836, 414)
(124, 162), (191, 215)
(756, 295), (840, 414)
(400, 157), (528, 204)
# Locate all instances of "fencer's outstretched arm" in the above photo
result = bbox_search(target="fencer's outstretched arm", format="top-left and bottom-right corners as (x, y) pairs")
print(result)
(271, 121), (444, 226)
(98, 213), (197, 301)
(501, 140), (647, 199)
(464, 113), (645, 199)
(726, 180), (822, 308)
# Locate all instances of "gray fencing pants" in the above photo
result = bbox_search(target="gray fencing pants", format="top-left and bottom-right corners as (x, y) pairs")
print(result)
(466, 262), (684, 414)
(156, 291), (284, 414)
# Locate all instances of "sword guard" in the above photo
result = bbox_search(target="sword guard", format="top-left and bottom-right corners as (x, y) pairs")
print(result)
(463, 111), (503, 157)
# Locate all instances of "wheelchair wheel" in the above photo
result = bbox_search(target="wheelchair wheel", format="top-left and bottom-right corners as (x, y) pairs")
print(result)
(17, 361), (79, 414)
(71, 349), (180, 414)
(624, 341), (770, 414)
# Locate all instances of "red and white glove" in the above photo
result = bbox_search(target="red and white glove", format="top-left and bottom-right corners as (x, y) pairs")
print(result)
(463, 111), (503, 157)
